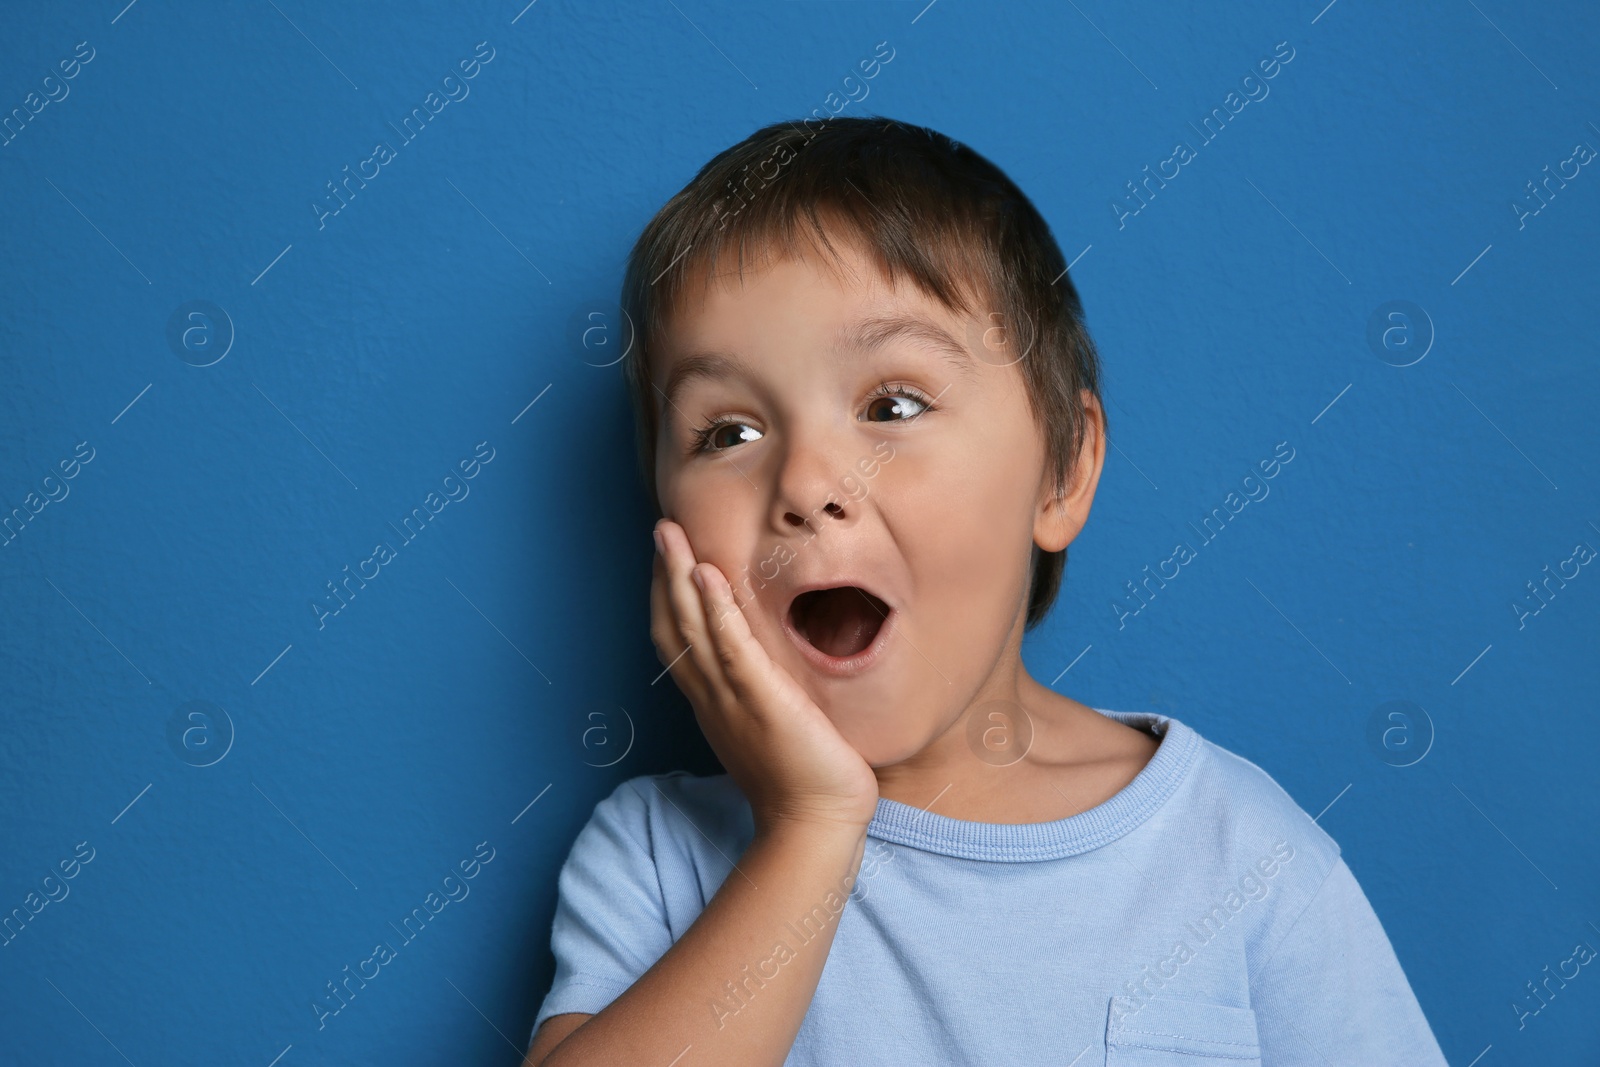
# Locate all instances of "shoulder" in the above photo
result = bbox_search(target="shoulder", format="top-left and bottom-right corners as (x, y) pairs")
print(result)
(1120, 713), (1355, 967)
(589, 771), (753, 855)
(1189, 722), (1341, 875)
(1173, 719), (1350, 940)
(1103, 710), (1343, 894)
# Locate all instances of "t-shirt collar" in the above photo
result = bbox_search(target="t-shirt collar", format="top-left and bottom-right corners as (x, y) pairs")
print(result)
(865, 710), (1200, 862)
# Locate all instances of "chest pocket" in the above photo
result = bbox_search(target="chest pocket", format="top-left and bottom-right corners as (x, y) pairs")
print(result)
(1104, 995), (1262, 1065)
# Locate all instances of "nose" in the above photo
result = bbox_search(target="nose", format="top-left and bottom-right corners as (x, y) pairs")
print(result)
(770, 431), (854, 536)
(783, 499), (847, 529)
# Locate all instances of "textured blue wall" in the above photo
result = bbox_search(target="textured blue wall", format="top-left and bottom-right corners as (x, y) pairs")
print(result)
(2, 2), (1597, 1064)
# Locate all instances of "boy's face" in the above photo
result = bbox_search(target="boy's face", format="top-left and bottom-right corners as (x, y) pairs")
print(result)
(651, 231), (1100, 768)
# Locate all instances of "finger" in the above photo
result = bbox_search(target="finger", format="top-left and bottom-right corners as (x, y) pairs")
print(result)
(693, 561), (794, 723)
(658, 521), (739, 707)
(649, 542), (676, 663)
(650, 528), (711, 706)
(655, 520), (729, 704)
(693, 562), (757, 675)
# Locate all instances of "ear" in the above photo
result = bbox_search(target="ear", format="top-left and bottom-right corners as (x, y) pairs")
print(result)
(1034, 389), (1106, 553)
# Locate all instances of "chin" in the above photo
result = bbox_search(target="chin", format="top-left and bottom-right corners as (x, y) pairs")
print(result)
(817, 705), (927, 769)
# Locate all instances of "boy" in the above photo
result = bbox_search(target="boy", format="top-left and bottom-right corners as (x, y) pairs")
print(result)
(524, 117), (1448, 1066)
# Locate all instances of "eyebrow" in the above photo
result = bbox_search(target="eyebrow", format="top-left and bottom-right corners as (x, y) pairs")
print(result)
(657, 311), (978, 416)
(840, 313), (978, 383)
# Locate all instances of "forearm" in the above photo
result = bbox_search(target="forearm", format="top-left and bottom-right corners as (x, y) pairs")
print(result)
(542, 819), (869, 1067)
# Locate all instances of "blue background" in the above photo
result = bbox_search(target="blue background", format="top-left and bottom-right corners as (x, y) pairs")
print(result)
(2, 1), (1597, 1064)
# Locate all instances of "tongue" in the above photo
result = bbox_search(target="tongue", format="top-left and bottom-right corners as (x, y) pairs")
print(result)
(796, 587), (886, 659)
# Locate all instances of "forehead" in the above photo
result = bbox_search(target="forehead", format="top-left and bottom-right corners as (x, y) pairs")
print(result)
(667, 226), (890, 325)
(653, 229), (982, 377)
(643, 260), (979, 422)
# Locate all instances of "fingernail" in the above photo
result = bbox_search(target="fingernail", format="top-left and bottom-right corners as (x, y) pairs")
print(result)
(653, 528), (664, 556)
(692, 567), (708, 593)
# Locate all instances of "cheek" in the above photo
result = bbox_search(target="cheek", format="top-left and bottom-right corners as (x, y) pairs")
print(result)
(670, 493), (793, 632)
(672, 497), (752, 578)
(895, 423), (1041, 554)
(887, 416), (1043, 623)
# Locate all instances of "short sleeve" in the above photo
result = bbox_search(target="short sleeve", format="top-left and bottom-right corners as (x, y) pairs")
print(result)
(1249, 857), (1448, 1065)
(529, 777), (676, 1045)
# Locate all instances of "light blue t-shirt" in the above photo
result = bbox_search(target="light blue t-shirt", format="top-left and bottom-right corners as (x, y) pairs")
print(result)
(530, 710), (1448, 1065)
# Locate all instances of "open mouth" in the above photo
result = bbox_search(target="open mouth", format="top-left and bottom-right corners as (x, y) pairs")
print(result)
(787, 586), (891, 661)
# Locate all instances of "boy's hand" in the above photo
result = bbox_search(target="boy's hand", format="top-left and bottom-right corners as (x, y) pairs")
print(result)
(651, 518), (881, 836)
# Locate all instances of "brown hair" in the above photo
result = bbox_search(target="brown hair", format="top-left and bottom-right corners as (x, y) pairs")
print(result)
(618, 115), (1108, 631)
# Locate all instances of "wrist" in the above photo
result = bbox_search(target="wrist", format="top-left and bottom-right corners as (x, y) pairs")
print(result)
(752, 810), (872, 853)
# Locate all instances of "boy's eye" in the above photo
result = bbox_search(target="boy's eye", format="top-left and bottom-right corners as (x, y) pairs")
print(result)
(696, 422), (763, 452)
(863, 390), (930, 423)
(687, 383), (936, 455)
